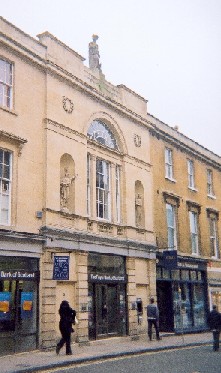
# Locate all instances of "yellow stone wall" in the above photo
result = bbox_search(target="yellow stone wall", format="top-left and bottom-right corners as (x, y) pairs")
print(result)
(150, 131), (221, 258)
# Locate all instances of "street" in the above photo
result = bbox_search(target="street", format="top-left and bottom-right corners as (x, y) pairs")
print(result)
(45, 345), (221, 373)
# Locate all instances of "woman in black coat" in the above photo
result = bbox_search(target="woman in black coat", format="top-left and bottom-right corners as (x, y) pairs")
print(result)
(56, 300), (76, 355)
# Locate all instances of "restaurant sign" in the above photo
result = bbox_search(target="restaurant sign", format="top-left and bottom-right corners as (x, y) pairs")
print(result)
(88, 273), (127, 283)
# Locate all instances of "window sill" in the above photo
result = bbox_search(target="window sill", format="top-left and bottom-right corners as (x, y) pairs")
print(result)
(165, 176), (177, 183)
(188, 187), (198, 192)
(207, 194), (216, 200)
(0, 105), (18, 116)
(211, 256), (219, 260)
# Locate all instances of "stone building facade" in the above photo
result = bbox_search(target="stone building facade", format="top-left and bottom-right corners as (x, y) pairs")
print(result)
(148, 115), (221, 333)
(0, 17), (156, 354)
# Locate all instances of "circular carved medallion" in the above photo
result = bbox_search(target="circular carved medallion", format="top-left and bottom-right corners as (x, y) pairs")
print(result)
(62, 96), (74, 114)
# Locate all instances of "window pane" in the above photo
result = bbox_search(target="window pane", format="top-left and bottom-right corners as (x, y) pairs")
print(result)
(87, 120), (118, 150)
(0, 149), (11, 225)
(96, 159), (110, 220)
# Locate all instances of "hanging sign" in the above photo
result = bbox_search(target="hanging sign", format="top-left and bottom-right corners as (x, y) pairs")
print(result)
(163, 250), (178, 269)
(53, 256), (69, 280)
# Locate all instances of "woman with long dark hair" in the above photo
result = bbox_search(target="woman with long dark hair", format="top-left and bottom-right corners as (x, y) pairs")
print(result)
(56, 300), (76, 355)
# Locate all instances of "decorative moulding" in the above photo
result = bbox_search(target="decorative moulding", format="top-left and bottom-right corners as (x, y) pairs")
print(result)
(62, 96), (74, 114)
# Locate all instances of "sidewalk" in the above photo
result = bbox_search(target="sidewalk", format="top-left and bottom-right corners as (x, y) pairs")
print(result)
(1, 332), (212, 373)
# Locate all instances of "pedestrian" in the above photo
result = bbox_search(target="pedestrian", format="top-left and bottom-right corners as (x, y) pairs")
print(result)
(147, 297), (161, 341)
(207, 305), (221, 351)
(56, 300), (76, 355)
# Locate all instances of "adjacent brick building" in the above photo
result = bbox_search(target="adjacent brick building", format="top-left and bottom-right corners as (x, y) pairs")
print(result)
(149, 115), (221, 333)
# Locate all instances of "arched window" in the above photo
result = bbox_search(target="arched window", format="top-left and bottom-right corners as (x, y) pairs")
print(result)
(87, 120), (118, 150)
(87, 120), (121, 222)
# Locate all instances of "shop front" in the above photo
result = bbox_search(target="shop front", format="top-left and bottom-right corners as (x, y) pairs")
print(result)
(88, 253), (127, 340)
(207, 261), (221, 312)
(0, 257), (39, 355)
(156, 254), (208, 333)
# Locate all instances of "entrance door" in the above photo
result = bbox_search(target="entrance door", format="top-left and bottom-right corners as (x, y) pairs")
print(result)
(0, 279), (38, 355)
(96, 284), (118, 337)
(88, 282), (127, 340)
(157, 281), (174, 332)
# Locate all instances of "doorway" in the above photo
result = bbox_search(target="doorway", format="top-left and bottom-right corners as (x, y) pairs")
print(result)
(88, 283), (127, 339)
(157, 281), (174, 332)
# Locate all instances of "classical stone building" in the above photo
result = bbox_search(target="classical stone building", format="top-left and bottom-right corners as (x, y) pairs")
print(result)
(0, 17), (156, 354)
(149, 115), (221, 333)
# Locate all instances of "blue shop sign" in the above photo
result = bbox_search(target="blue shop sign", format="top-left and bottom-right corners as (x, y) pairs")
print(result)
(53, 256), (69, 280)
(163, 250), (178, 269)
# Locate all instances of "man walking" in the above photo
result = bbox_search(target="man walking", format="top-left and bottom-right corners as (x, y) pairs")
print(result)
(207, 305), (221, 351)
(147, 297), (161, 341)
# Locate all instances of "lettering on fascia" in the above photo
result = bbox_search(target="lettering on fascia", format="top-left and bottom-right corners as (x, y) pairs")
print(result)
(0, 271), (35, 279)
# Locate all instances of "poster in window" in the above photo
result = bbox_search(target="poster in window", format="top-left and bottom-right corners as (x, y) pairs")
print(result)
(53, 256), (69, 280)
(0, 292), (11, 320)
(21, 292), (33, 319)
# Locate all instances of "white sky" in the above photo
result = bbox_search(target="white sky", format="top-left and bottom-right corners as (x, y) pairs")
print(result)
(1, 0), (221, 155)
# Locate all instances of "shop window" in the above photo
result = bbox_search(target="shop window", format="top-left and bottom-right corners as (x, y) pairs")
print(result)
(190, 271), (197, 281)
(171, 270), (180, 280)
(165, 148), (173, 180)
(162, 268), (171, 279)
(0, 59), (13, 110)
(0, 149), (11, 225)
(181, 270), (190, 281)
(211, 291), (221, 312)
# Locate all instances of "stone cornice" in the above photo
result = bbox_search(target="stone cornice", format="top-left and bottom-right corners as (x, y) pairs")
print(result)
(40, 224), (156, 252)
(45, 118), (85, 140)
(117, 84), (148, 103)
(37, 31), (85, 61)
(0, 228), (45, 243)
(45, 60), (151, 129)
(0, 129), (27, 144)
(148, 115), (221, 170)
(0, 18), (152, 131)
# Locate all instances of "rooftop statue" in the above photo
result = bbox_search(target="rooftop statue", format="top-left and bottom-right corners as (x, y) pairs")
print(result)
(89, 34), (102, 71)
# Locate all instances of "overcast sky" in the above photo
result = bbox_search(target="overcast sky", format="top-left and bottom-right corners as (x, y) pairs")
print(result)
(1, 0), (221, 155)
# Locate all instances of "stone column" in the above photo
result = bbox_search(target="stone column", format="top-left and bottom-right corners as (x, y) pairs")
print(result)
(148, 259), (157, 299)
(90, 154), (96, 220)
(75, 251), (89, 345)
(126, 257), (139, 340)
(40, 249), (57, 349)
(110, 162), (117, 223)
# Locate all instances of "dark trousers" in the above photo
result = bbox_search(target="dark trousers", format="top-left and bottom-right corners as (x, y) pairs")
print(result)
(57, 330), (72, 354)
(148, 319), (160, 340)
(212, 330), (220, 351)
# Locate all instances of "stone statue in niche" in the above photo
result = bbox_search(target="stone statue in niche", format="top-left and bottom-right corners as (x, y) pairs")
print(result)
(89, 34), (102, 71)
(60, 168), (76, 211)
(135, 193), (143, 227)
